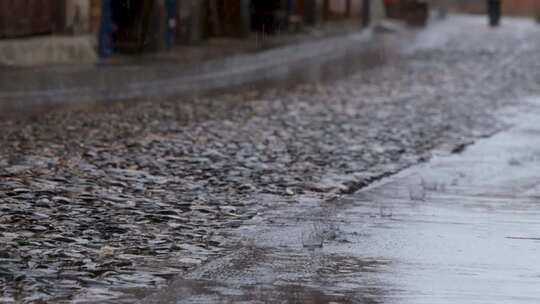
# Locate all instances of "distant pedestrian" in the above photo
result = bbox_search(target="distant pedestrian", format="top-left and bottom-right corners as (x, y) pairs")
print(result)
(98, 0), (114, 57)
(362, 0), (371, 27)
(487, 0), (501, 27)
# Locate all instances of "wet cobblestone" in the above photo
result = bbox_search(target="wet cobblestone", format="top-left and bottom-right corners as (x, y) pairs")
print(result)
(1, 16), (540, 303)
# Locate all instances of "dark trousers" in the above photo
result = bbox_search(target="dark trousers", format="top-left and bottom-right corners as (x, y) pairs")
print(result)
(362, 0), (371, 27)
(488, 0), (501, 27)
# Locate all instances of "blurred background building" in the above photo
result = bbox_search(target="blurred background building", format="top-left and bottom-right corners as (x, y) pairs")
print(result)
(11, 0), (540, 67)
(0, 0), (393, 66)
(449, 0), (540, 16)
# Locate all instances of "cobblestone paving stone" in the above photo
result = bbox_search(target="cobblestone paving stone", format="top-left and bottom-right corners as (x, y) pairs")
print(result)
(1, 16), (540, 303)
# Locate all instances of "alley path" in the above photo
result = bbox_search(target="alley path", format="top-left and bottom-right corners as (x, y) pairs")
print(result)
(2, 16), (540, 303)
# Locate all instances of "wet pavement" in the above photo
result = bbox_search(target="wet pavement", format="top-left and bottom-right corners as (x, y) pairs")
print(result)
(142, 99), (540, 304)
(2, 15), (540, 302)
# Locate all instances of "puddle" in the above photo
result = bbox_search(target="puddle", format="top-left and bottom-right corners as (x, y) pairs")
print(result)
(340, 98), (540, 303)
(142, 249), (390, 304)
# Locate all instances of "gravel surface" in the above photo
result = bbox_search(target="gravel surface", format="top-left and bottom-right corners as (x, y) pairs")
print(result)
(1, 16), (540, 303)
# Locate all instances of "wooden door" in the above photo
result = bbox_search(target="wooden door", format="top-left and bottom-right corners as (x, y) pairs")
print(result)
(0, 0), (54, 38)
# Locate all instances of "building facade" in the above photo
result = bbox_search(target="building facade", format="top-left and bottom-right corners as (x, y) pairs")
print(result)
(451, 0), (540, 16)
(0, 0), (381, 65)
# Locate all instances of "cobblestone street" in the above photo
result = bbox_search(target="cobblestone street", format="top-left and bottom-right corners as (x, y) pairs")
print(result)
(2, 16), (540, 303)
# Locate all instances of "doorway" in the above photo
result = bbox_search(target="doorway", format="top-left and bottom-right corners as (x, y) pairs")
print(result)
(110, 0), (153, 53)
(251, 1), (287, 34)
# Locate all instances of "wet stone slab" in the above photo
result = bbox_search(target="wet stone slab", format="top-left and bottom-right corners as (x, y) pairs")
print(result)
(343, 98), (540, 303)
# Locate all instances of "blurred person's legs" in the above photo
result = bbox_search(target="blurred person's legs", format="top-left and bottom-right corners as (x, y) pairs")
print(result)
(487, 0), (501, 27)
(435, 0), (448, 19)
(362, 0), (371, 27)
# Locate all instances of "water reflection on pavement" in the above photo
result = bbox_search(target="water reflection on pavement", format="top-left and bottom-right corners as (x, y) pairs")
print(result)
(142, 99), (540, 304)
